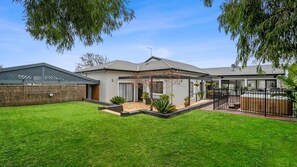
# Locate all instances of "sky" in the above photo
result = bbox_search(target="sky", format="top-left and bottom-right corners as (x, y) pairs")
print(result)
(0, 0), (241, 71)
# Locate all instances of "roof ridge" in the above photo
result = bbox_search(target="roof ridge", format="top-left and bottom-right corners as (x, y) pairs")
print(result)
(160, 59), (172, 68)
(144, 56), (162, 63)
(202, 64), (273, 69)
(104, 60), (118, 68)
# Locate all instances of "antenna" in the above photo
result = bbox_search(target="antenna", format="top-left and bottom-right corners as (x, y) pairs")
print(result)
(147, 47), (152, 56)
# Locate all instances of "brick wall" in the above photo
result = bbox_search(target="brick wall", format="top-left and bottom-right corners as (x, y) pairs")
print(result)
(0, 85), (86, 106)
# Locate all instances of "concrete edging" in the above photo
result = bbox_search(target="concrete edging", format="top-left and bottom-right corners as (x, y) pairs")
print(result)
(121, 100), (213, 118)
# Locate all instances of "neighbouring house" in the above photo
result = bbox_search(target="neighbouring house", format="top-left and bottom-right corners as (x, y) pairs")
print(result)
(0, 63), (99, 106)
(76, 56), (285, 105)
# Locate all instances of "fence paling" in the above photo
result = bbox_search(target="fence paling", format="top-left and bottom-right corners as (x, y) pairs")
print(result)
(212, 88), (296, 118)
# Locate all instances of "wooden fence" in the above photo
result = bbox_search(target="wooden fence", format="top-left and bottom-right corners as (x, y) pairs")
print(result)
(0, 85), (86, 106)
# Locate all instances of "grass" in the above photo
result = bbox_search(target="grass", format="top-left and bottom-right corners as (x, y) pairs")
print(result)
(0, 101), (296, 167)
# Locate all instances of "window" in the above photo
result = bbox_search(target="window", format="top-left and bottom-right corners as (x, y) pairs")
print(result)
(190, 82), (194, 98)
(229, 80), (235, 89)
(235, 80), (245, 89)
(152, 81), (163, 94)
(257, 80), (266, 90)
(119, 83), (134, 101)
(221, 80), (229, 89)
(247, 80), (256, 90)
(266, 80), (276, 89)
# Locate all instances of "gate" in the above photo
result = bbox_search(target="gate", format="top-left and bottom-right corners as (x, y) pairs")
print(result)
(213, 89), (229, 110)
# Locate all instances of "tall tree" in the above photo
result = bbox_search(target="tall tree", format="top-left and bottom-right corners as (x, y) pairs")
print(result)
(203, 0), (297, 70)
(76, 53), (109, 71)
(14, 0), (134, 53)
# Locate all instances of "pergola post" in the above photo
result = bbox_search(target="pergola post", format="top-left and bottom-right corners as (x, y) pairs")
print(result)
(188, 77), (191, 105)
(150, 77), (153, 111)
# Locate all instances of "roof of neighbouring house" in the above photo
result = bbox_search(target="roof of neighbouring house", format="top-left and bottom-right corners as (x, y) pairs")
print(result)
(77, 56), (207, 74)
(0, 63), (99, 84)
(202, 65), (285, 76)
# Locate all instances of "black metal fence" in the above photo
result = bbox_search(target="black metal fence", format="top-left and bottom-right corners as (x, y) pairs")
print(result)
(213, 88), (297, 118)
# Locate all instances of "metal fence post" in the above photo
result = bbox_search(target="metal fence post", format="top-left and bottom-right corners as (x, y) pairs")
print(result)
(213, 88), (215, 110)
(264, 88), (267, 117)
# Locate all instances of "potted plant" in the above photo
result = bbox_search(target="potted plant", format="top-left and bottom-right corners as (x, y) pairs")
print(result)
(141, 92), (151, 105)
(184, 97), (190, 107)
(197, 91), (205, 100)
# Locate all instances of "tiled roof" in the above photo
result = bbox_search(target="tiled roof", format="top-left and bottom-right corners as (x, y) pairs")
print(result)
(78, 56), (207, 74)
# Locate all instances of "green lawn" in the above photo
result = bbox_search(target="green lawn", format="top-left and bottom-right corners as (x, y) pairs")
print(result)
(0, 102), (296, 167)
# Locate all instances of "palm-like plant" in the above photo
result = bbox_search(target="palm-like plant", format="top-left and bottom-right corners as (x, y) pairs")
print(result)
(277, 63), (297, 90)
(274, 63), (297, 115)
(152, 99), (175, 113)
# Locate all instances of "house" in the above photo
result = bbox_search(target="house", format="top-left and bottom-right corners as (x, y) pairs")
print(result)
(76, 56), (285, 105)
(76, 56), (208, 105)
(203, 65), (284, 91)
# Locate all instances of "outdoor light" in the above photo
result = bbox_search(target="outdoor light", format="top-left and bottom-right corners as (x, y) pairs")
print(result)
(48, 93), (54, 97)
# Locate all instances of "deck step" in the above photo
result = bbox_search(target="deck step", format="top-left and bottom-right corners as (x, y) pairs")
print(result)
(101, 109), (121, 116)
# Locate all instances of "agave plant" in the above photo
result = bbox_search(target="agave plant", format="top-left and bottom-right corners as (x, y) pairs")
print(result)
(152, 99), (175, 113)
(110, 96), (126, 105)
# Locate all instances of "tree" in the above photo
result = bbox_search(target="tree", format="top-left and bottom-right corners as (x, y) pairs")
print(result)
(203, 0), (297, 71)
(15, 0), (134, 53)
(76, 53), (109, 71)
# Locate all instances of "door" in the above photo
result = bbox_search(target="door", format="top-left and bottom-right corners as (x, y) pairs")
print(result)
(119, 83), (134, 101)
(91, 85), (99, 100)
(138, 83), (143, 101)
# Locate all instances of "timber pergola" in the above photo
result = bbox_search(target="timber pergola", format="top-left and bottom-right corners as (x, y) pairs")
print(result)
(119, 71), (210, 110)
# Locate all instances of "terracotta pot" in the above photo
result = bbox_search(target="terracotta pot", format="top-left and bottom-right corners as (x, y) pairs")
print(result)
(143, 98), (151, 105)
(184, 102), (190, 107)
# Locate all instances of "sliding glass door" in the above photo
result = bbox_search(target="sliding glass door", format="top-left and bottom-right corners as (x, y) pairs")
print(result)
(119, 83), (134, 102)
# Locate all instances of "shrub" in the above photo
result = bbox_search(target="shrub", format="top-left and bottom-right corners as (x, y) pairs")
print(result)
(110, 96), (126, 105)
(152, 99), (175, 113)
(141, 92), (149, 99)
(159, 94), (169, 101)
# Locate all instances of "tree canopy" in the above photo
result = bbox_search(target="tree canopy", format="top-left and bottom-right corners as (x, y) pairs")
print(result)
(76, 53), (109, 71)
(203, 0), (297, 70)
(15, 0), (134, 53)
